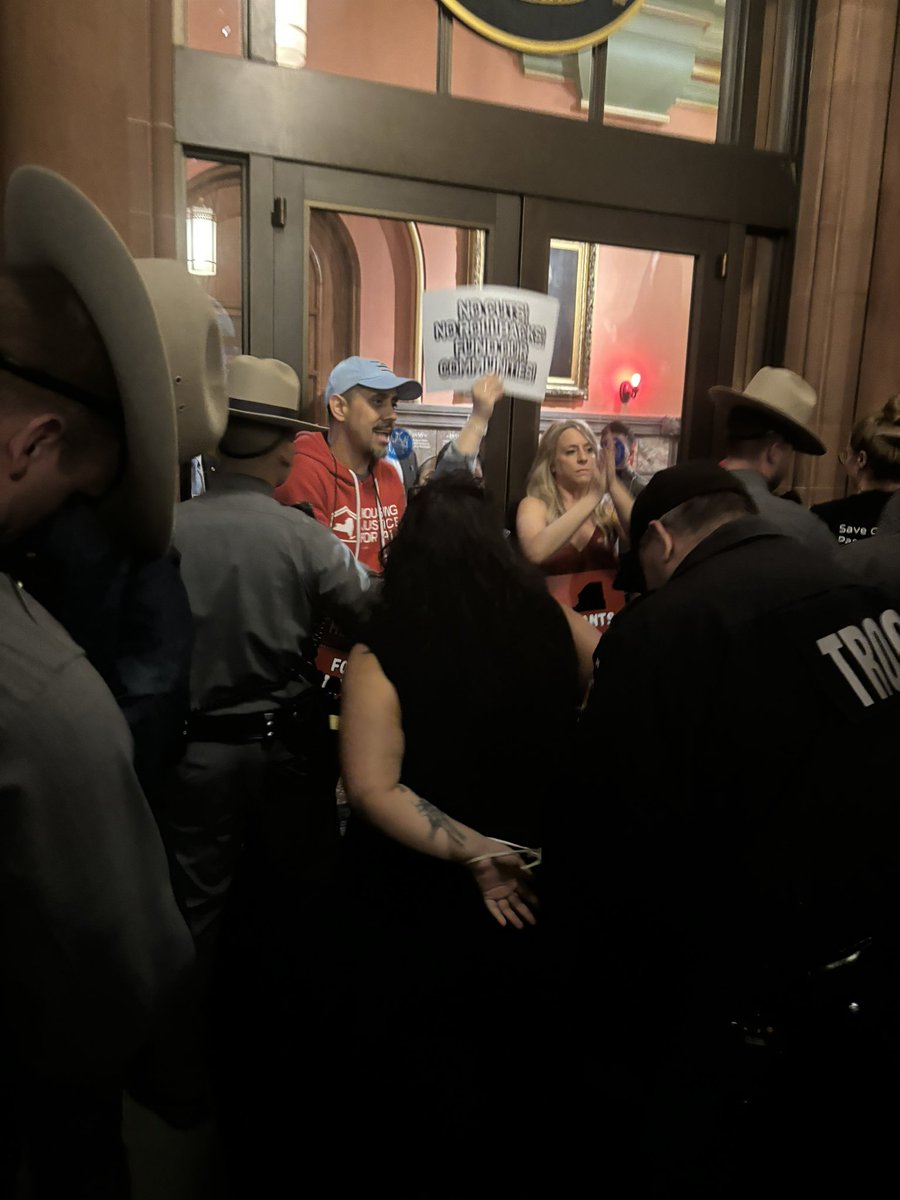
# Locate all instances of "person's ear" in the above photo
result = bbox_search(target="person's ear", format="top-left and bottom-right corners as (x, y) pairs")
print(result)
(329, 391), (349, 424)
(646, 519), (675, 562)
(763, 439), (791, 477)
(857, 449), (868, 470)
(5, 414), (64, 481)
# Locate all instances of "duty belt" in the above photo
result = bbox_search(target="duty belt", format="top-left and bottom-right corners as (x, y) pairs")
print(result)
(185, 706), (307, 745)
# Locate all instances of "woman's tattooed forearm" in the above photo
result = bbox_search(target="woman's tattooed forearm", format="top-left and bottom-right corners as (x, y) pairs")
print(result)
(401, 786), (466, 847)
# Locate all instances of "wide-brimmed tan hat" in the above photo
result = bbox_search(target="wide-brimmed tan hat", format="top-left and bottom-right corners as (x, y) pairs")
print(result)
(135, 259), (228, 460)
(4, 166), (227, 558)
(227, 355), (325, 432)
(710, 367), (826, 456)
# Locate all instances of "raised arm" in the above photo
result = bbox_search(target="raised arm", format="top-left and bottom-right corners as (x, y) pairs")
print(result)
(436, 374), (504, 473)
(341, 643), (538, 928)
(600, 436), (634, 537)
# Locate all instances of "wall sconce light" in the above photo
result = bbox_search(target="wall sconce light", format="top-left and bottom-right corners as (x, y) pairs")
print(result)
(619, 372), (641, 405)
(186, 205), (217, 277)
(275, 0), (308, 68)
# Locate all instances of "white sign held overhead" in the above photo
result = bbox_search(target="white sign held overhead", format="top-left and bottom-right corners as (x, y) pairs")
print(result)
(422, 286), (560, 403)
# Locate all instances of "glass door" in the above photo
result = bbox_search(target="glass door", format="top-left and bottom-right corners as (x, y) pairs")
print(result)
(514, 197), (734, 505)
(271, 163), (522, 519)
(264, 169), (735, 517)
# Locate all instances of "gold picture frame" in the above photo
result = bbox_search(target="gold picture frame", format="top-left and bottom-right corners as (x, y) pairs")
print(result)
(545, 238), (597, 405)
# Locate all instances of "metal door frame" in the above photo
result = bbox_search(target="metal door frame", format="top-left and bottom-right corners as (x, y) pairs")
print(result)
(509, 196), (740, 508)
(270, 162), (523, 520)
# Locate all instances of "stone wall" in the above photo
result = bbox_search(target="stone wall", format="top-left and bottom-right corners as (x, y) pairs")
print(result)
(0, 0), (175, 257)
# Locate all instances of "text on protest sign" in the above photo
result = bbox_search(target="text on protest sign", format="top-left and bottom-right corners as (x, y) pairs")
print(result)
(423, 287), (560, 402)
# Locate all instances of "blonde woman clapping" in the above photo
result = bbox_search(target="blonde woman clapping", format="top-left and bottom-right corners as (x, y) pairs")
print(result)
(517, 419), (634, 571)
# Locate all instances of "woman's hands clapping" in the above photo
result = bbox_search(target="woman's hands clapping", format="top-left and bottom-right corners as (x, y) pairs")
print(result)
(588, 453), (608, 501)
(599, 434), (617, 494)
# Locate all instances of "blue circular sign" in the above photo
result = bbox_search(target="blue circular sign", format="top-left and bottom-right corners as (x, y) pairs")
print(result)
(391, 428), (414, 460)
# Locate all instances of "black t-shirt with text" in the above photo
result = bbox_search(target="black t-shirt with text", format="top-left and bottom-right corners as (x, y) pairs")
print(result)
(811, 489), (895, 543)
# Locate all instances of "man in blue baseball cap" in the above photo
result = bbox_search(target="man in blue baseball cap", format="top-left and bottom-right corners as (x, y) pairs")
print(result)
(276, 356), (501, 572)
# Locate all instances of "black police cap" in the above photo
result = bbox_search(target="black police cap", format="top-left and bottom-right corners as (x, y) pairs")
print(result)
(615, 461), (751, 593)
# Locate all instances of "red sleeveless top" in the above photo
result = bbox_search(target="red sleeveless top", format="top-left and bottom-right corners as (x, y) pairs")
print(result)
(541, 524), (618, 576)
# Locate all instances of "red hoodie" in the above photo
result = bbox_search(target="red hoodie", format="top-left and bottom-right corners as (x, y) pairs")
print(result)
(274, 431), (406, 573)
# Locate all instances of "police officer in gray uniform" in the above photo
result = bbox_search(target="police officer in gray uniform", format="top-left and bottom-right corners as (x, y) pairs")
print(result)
(169, 355), (373, 965)
(714, 367), (836, 556)
(0, 168), (206, 1194)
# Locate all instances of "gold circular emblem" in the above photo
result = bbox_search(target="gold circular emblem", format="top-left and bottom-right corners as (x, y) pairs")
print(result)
(441, 0), (646, 55)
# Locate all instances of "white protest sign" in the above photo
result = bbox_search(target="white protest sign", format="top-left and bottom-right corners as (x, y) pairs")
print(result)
(422, 286), (560, 402)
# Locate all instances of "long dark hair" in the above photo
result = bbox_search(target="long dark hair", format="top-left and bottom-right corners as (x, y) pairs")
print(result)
(366, 475), (579, 847)
(369, 473), (575, 687)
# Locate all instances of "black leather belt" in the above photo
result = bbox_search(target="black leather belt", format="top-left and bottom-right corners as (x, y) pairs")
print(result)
(185, 708), (293, 745)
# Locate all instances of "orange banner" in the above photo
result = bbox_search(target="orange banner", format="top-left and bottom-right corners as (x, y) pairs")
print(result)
(545, 566), (625, 635)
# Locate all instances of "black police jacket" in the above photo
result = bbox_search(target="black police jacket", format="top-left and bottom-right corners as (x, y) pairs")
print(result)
(577, 516), (900, 996)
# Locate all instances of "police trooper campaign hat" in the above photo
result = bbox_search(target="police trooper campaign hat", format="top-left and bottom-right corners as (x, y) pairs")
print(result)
(709, 367), (827, 456)
(4, 165), (228, 558)
(325, 356), (423, 405)
(615, 460), (754, 593)
(134, 259), (228, 462)
(226, 355), (325, 432)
